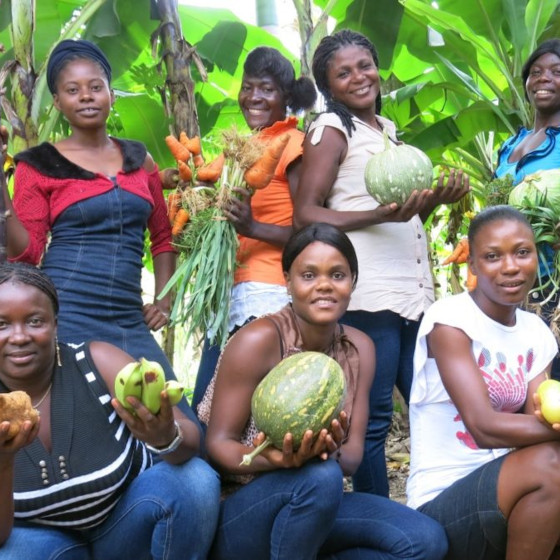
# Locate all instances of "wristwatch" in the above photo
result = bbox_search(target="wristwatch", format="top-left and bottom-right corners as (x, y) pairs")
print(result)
(145, 421), (183, 455)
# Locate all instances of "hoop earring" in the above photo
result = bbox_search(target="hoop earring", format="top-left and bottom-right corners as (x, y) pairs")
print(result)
(55, 338), (62, 367)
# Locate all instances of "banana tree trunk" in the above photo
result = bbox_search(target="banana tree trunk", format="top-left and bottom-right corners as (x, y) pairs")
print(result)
(151, 0), (208, 366)
(152, 0), (207, 138)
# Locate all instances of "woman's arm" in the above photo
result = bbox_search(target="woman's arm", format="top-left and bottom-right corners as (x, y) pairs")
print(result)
(429, 323), (559, 448)
(294, 126), (433, 232)
(332, 326), (375, 476)
(0, 419), (40, 546)
(90, 341), (200, 464)
(144, 251), (176, 331)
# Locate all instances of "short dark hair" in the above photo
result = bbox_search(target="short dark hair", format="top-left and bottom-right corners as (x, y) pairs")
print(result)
(0, 263), (59, 316)
(282, 223), (358, 288)
(312, 29), (381, 136)
(468, 205), (533, 249)
(521, 39), (560, 100)
(243, 47), (317, 113)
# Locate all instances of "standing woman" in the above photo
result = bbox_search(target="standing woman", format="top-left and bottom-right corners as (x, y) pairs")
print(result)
(494, 38), (560, 378)
(294, 29), (470, 496)
(0, 263), (219, 560)
(1, 40), (178, 385)
(407, 206), (560, 559)
(200, 223), (448, 560)
(192, 46), (317, 410)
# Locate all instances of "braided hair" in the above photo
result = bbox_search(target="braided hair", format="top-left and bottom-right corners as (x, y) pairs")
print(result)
(243, 47), (317, 113)
(0, 263), (59, 316)
(312, 29), (382, 136)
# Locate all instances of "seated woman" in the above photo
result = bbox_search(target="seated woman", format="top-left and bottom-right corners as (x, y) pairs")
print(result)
(407, 205), (560, 560)
(199, 222), (448, 560)
(0, 263), (220, 560)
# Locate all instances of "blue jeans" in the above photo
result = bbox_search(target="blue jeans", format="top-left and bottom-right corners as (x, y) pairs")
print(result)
(341, 309), (420, 497)
(210, 459), (447, 560)
(1, 458), (220, 560)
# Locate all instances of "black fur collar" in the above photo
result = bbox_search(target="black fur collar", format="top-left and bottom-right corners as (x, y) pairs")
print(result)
(14, 138), (147, 179)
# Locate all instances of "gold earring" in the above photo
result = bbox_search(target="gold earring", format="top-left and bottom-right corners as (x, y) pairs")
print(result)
(55, 338), (62, 367)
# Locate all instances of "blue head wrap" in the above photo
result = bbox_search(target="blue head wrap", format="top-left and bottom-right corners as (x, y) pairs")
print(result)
(46, 39), (112, 94)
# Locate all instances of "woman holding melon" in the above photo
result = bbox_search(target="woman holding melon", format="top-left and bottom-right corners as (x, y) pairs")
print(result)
(0, 262), (219, 559)
(407, 206), (560, 560)
(294, 29), (470, 496)
(201, 223), (448, 560)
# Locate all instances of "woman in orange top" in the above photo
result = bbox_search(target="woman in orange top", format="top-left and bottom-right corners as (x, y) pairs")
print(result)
(191, 47), (317, 411)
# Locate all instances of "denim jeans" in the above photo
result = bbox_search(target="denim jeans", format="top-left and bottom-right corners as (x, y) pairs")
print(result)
(341, 309), (421, 497)
(1, 458), (220, 560)
(210, 459), (447, 560)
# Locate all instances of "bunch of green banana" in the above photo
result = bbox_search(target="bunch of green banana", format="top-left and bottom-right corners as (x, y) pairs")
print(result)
(114, 358), (186, 414)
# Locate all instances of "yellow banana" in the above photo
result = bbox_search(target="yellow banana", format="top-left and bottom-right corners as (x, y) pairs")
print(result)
(114, 361), (142, 413)
(164, 380), (186, 406)
(139, 358), (165, 414)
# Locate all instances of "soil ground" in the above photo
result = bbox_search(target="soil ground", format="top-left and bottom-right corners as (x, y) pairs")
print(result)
(345, 404), (410, 503)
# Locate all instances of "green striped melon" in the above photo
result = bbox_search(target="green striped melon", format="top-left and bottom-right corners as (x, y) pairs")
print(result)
(364, 132), (433, 205)
(240, 351), (346, 465)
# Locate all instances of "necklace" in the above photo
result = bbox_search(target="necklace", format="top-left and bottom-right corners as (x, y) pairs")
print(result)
(32, 383), (52, 409)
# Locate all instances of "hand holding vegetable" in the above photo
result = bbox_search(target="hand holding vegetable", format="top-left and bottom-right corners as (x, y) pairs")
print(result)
(373, 188), (433, 224)
(252, 428), (330, 469)
(112, 387), (178, 449)
(223, 186), (254, 237)
(0, 417), (40, 458)
(430, 169), (470, 206)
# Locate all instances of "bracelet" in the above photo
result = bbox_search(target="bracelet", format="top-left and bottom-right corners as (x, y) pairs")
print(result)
(145, 421), (183, 456)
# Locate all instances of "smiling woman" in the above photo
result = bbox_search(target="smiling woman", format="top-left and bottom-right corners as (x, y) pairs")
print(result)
(407, 206), (560, 560)
(191, 46), (317, 412)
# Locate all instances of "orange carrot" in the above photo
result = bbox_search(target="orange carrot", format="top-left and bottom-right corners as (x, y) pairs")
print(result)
(179, 131), (190, 148)
(172, 208), (190, 236)
(197, 153), (225, 183)
(442, 238), (469, 265)
(193, 154), (205, 168)
(178, 160), (193, 182)
(185, 135), (201, 155)
(244, 133), (290, 190)
(165, 135), (190, 162)
(167, 192), (182, 225)
(466, 267), (477, 291)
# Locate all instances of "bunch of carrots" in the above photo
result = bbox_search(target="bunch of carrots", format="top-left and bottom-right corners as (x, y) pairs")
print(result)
(159, 127), (290, 348)
(442, 237), (476, 291)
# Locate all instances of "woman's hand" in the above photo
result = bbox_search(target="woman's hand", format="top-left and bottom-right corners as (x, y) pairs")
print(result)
(532, 391), (560, 431)
(320, 411), (349, 460)
(111, 391), (178, 449)
(223, 186), (255, 237)
(373, 189), (433, 223)
(255, 428), (331, 469)
(0, 418), (40, 457)
(431, 169), (470, 205)
(142, 302), (169, 331)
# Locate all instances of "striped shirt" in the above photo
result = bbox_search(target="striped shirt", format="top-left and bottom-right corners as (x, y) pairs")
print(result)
(3, 342), (152, 529)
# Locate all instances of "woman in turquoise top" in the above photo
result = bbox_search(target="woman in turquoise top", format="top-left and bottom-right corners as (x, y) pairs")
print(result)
(494, 38), (560, 377)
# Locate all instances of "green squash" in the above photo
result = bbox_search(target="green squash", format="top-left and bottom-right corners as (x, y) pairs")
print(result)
(240, 351), (346, 466)
(364, 132), (433, 205)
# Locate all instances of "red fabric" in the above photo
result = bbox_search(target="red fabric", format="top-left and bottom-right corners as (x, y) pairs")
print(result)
(233, 117), (303, 286)
(12, 162), (173, 265)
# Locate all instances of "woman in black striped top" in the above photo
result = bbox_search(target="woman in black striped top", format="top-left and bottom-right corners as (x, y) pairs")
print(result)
(0, 263), (220, 559)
